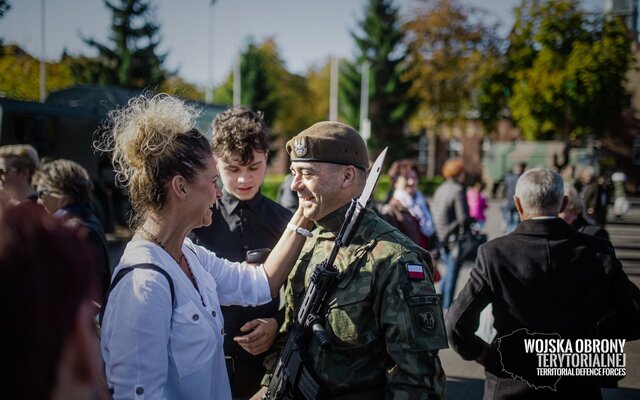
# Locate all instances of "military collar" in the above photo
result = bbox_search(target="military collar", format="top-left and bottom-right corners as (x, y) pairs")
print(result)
(315, 202), (352, 238)
(220, 188), (263, 214)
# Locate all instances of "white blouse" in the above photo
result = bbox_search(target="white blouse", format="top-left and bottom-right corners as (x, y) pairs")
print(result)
(101, 238), (272, 400)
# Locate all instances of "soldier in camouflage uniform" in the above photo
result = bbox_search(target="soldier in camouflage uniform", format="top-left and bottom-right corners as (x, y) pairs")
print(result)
(259, 122), (448, 399)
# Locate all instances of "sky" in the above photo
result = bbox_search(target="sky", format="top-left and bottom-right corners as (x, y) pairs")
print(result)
(0, 0), (604, 89)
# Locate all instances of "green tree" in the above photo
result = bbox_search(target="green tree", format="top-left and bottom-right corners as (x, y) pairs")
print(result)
(159, 75), (204, 101)
(340, 0), (419, 159)
(214, 38), (280, 126)
(0, 45), (74, 101)
(214, 37), (318, 139)
(273, 69), (317, 139)
(475, 58), (511, 132)
(483, 0), (633, 140)
(305, 58), (332, 124)
(404, 0), (502, 131)
(73, 0), (169, 88)
(0, 0), (11, 49)
(0, 0), (10, 17)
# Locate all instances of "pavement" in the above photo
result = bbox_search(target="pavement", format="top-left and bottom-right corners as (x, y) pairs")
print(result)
(437, 198), (640, 399)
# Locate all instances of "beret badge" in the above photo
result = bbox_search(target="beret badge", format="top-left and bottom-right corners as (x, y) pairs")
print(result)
(293, 137), (307, 157)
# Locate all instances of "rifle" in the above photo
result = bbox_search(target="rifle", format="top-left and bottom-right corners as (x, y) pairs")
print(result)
(264, 148), (387, 400)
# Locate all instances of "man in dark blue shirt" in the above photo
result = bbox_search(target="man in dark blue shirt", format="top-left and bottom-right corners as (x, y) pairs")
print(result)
(191, 106), (292, 399)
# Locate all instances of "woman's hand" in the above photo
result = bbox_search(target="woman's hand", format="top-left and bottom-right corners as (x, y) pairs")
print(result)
(262, 207), (312, 297)
(250, 386), (268, 400)
(291, 202), (313, 229)
(233, 318), (278, 355)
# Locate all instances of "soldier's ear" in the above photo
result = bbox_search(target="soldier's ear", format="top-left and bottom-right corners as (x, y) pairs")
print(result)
(341, 166), (356, 188)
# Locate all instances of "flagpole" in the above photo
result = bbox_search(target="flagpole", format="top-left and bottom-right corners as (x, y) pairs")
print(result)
(329, 56), (339, 121)
(39, 0), (46, 103)
(206, 1), (217, 103)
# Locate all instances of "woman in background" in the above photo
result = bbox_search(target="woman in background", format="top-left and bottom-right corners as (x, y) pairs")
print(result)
(382, 160), (439, 262)
(33, 159), (111, 301)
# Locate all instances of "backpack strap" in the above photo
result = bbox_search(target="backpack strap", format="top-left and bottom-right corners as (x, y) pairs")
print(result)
(99, 263), (176, 326)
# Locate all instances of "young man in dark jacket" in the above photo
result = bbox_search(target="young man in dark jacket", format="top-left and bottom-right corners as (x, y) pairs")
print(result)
(191, 107), (291, 399)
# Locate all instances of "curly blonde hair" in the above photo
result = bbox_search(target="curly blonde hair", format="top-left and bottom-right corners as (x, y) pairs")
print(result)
(95, 93), (212, 229)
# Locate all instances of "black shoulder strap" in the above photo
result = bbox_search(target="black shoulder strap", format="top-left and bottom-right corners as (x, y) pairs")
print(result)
(99, 263), (176, 326)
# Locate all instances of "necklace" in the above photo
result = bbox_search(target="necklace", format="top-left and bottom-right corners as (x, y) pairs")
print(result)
(139, 227), (205, 306)
(139, 227), (184, 264)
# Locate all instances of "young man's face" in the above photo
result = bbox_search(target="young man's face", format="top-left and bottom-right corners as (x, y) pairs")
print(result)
(217, 150), (268, 201)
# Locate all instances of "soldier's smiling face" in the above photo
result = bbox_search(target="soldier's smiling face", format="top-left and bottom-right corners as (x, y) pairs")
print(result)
(290, 161), (345, 221)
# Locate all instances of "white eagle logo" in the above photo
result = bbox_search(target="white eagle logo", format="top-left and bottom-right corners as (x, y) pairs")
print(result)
(293, 138), (307, 157)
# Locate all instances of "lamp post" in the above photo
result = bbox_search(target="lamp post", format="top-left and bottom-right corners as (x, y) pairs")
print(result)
(329, 56), (339, 121)
(206, 0), (217, 104)
(232, 1), (241, 106)
(39, 0), (46, 103)
(233, 52), (241, 106)
(359, 61), (370, 143)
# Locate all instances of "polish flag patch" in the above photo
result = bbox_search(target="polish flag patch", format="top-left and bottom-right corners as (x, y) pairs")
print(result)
(406, 264), (425, 280)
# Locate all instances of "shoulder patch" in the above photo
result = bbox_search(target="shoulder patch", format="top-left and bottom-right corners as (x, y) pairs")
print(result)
(406, 263), (425, 280)
(415, 306), (437, 332)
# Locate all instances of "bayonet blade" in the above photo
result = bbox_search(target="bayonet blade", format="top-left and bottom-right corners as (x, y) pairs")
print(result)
(357, 147), (388, 207)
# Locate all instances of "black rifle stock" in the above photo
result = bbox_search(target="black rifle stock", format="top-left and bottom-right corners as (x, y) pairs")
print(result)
(264, 198), (365, 400)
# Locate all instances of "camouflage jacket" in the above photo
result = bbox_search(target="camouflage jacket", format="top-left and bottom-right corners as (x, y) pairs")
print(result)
(275, 205), (448, 399)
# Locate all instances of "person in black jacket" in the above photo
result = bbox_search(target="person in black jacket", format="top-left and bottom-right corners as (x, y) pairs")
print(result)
(33, 159), (111, 303)
(581, 167), (610, 226)
(447, 167), (640, 400)
(560, 186), (609, 241)
(191, 106), (291, 399)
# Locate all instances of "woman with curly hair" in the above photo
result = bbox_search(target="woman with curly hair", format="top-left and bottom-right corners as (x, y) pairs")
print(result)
(97, 94), (312, 399)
